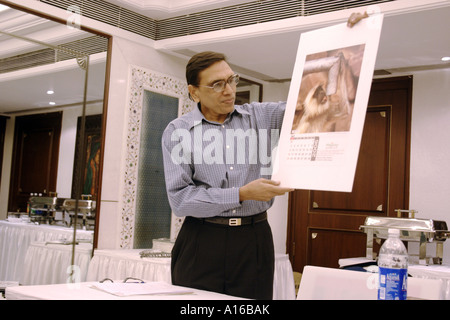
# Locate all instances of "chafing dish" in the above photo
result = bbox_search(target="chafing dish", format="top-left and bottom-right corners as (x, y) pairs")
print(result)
(62, 197), (96, 230)
(360, 210), (450, 265)
(28, 194), (64, 224)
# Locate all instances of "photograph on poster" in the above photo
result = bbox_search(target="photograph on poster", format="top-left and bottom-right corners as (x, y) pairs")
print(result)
(291, 44), (365, 135)
(272, 14), (383, 192)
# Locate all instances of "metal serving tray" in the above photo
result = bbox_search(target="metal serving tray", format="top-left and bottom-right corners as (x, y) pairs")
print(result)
(361, 216), (449, 242)
(360, 216), (450, 265)
(62, 199), (96, 230)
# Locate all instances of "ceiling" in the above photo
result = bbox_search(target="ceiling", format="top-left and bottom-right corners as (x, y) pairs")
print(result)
(0, 0), (449, 114)
(151, 0), (450, 81)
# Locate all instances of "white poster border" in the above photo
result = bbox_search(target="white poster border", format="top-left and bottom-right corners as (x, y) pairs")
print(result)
(272, 14), (384, 192)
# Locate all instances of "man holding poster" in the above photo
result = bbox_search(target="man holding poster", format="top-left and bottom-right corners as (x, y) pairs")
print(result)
(161, 12), (379, 299)
(162, 51), (291, 299)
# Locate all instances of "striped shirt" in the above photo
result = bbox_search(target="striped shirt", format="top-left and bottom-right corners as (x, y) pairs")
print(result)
(161, 101), (286, 218)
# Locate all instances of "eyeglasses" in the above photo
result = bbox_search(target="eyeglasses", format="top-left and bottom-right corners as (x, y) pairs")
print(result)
(198, 74), (240, 92)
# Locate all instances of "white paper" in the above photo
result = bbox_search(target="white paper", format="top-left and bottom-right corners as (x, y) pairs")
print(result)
(272, 14), (384, 192)
(91, 281), (193, 297)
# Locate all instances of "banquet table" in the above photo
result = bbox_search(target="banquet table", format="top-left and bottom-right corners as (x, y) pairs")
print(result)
(407, 264), (450, 299)
(87, 250), (296, 300)
(339, 257), (450, 299)
(5, 281), (246, 300)
(86, 249), (171, 283)
(21, 242), (93, 285)
(0, 220), (93, 282)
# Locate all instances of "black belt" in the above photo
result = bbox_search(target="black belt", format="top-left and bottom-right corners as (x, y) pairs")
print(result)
(200, 211), (267, 227)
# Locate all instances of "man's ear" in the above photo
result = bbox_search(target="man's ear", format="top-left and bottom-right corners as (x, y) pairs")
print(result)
(188, 84), (200, 102)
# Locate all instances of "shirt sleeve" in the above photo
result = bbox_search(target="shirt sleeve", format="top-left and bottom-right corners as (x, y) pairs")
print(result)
(257, 101), (286, 130)
(161, 123), (242, 218)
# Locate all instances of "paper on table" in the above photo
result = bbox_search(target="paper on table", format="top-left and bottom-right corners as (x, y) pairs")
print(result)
(91, 281), (193, 297)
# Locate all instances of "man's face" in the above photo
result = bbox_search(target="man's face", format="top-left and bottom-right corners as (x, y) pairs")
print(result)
(188, 60), (236, 123)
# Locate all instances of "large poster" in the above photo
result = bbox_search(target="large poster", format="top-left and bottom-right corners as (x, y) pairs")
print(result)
(272, 14), (384, 192)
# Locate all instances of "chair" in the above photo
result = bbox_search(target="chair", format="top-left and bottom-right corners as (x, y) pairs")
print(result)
(297, 265), (444, 300)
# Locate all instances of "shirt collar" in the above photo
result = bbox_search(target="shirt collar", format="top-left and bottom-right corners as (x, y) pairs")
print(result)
(187, 104), (250, 130)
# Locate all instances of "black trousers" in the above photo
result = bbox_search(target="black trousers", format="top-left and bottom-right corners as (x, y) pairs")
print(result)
(171, 215), (275, 300)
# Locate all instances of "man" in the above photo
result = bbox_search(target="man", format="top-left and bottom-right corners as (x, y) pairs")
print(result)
(162, 51), (292, 299)
(161, 11), (369, 300)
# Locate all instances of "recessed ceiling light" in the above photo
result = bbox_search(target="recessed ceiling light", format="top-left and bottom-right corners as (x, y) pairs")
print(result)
(47, 90), (54, 95)
(442, 56), (450, 62)
(49, 102), (56, 105)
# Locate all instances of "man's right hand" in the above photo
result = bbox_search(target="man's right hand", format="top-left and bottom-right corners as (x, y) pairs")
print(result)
(239, 178), (294, 202)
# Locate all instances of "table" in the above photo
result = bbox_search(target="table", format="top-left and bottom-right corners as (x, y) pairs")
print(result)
(0, 220), (93, 282)
(86, 249), (171, 283)
(87, 250), (296, 300)
(407, 264), (450, 299)
(298, 265), (444, 300)
(5, 281), (246, 300)
(21, 242), (93, 285)
(339, 257), (450, 299)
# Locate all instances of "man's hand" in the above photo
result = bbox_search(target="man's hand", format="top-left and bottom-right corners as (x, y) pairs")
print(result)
(239, 178), (294, 202)
(347, 11), (369, 28)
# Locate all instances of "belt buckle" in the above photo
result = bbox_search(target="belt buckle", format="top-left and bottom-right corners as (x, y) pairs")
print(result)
(229, 218), (241, 226)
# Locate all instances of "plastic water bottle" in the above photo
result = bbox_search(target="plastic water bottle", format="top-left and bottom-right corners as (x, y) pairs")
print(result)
(377, 228), (408, 300)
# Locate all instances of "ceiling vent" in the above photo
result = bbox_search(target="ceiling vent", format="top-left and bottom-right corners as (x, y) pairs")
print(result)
(5, 0), (393, 73)
(40, 0), (157, 39)
(0, 35), (108, 74)
(39, 0), (394, 40)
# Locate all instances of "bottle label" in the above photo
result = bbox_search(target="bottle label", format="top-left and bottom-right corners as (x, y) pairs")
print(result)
(378, 267), (407, 300)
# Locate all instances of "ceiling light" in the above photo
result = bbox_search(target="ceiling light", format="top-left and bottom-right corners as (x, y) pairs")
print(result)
(442, 56), (450, 62)
(49, 102), (56, 105)
(47, 90), (54, 95)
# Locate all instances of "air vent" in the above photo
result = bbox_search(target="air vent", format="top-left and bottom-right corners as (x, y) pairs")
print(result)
(157, 0), (393, 39)
(0, 48), (55, 73)
(0, 35), (108, 74)
(39, 0), (157, 39)
(55, 35), (108, 60)
(118, 7), (156, 39)
(39, 0), (394, 40)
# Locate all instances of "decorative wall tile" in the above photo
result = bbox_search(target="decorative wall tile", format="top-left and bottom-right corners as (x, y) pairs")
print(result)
(120, 65), (195, 248)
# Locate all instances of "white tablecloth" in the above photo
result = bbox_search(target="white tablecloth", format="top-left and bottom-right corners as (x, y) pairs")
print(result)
(339, 257), (450, 299)
(21, 242), (93, 285)
(0, 220), (93, 282)
(273, 253), (296, 300)
(86, 250), (296, 300)
(86, 249), (172, 283)
(408, 264), (450, 300)
(5, 281), (245, 300)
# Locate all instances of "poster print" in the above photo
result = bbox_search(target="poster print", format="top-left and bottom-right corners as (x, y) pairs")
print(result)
(272, 14), (384, 192)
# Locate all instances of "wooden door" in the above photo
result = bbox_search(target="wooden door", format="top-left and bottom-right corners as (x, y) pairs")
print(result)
(287, 76), (412, 272)
(8, 112), (62, 212)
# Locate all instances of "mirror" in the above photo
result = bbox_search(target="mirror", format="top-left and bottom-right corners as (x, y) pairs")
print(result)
(236, 77), (263, 104)
(0, 2), (110, 269)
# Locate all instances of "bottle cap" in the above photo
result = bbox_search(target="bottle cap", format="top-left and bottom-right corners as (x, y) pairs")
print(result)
(388, 228), (400, 236)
